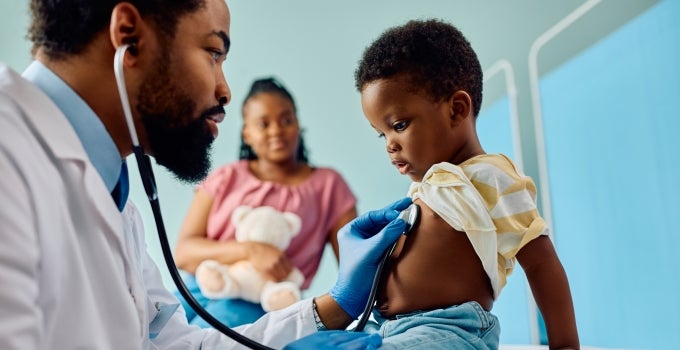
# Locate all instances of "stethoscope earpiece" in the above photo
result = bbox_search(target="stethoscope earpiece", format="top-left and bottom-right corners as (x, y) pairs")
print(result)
(127, 43), (138, 56)
(113, 44), (140, 148)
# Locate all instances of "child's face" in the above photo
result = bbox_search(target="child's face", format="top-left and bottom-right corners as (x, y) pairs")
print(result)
(361, 78), (468, 182)
(242, 93), (300, 163)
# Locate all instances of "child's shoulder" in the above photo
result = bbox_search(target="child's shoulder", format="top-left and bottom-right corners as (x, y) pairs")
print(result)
(458, 154), (535, 195)
(460, 154), (521, 176)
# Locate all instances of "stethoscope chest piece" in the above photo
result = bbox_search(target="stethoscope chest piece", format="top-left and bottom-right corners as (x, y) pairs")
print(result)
(398, 203), (420, 235)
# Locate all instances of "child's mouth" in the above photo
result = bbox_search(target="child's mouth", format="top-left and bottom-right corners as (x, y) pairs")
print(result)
(393, 161), (410, 174)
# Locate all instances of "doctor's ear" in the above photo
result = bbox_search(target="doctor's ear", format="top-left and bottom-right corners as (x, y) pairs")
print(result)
(109, 3), (144, 61)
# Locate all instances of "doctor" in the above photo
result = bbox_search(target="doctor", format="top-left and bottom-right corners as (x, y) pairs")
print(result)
(0, 0), (410, 349)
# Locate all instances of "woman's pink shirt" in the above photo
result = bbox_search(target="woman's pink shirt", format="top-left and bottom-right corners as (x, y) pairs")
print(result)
(197, 160), (356, 289)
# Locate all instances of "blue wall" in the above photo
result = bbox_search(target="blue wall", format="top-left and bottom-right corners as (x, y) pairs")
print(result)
(541, 1), (680, 348)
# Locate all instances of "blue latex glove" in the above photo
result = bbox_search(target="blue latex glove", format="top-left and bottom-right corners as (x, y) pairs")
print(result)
(283, 330), (382, 350)
(329, 197), (412, 318)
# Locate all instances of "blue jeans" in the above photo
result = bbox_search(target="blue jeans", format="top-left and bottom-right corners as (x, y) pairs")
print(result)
(363, 301), (500, 350)
(174, 274), (265, 328)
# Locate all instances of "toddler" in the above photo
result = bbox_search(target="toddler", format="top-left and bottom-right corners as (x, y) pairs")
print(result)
(354, 19), (579, 350)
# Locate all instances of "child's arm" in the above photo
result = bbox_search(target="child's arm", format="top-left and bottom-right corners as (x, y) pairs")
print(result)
(516, 235), (580, 349)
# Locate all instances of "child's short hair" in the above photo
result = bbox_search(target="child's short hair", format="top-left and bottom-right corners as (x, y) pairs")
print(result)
(355, 19), (483, 117)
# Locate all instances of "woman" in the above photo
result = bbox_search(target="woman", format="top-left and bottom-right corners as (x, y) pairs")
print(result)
(174, 77), (357, 327)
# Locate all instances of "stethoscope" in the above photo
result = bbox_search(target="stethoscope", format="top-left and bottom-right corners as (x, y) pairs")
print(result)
(113, 43), (420, 348)
(114, 44), (272, 350)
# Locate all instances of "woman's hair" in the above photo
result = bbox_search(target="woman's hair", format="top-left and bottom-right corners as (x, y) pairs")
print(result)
(239, 77), (309, 162)
(354, 18), (483, 117)
(29, 0), (205, 60)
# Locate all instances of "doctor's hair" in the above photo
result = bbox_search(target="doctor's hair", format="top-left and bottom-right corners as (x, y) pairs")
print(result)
(28, 0), (205, 60)
(354, 18), (484, 117)
(239, 77), (309, 163)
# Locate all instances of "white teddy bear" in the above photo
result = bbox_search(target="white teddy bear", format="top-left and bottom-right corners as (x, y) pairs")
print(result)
(195, 205), (305, 312)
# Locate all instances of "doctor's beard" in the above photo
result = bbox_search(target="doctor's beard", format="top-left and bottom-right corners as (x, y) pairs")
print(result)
(136, 60), (218, 184)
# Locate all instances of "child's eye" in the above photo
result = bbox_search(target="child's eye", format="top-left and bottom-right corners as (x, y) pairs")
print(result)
(377, 132), (385, 138)
(209, 49), (225, 62)
(393, 120), (409, 132)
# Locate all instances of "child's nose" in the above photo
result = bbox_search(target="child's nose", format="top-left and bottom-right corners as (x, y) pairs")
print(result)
(386, 138), (400, 153)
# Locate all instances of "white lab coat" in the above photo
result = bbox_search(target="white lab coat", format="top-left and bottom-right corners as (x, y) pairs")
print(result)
(0, 63), (317, 349)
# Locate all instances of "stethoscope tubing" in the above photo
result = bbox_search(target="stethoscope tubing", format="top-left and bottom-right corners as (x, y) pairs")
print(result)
(115, 44), (273, 350)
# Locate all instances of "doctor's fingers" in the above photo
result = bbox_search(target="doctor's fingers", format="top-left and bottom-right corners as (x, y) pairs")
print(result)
(370, 218), (407, 252)
(384, 196), (413, 211)
(350, 197), (412, 238)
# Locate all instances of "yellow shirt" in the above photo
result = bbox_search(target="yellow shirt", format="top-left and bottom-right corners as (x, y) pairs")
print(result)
(407, 154), (548, 299)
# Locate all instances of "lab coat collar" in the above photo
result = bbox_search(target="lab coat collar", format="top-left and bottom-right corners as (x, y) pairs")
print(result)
(0, 62), (128, 249)
(22, 61), (122, 194)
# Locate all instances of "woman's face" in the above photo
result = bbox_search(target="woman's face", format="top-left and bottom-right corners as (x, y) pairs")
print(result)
(242, 92), (300, 164)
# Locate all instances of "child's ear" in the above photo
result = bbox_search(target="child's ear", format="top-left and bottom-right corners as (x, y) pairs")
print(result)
(448, 90), (473, 123)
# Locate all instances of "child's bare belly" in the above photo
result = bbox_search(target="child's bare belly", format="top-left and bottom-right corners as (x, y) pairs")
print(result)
(376, 200), (494, 317)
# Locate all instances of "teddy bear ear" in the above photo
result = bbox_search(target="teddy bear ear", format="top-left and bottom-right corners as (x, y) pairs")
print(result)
(282, 212), (302, 236)
(231, 205), (252, 226)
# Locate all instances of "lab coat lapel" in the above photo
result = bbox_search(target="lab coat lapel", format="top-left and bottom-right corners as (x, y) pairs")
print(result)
(2, 66), (128, 257)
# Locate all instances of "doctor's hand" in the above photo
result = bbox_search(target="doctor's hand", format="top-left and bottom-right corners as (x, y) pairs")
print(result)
(329, 197), (411, 318)
(283, 330), (382, 350)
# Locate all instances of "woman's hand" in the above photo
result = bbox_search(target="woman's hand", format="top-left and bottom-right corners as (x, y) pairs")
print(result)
(245, 241), (293, 281)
